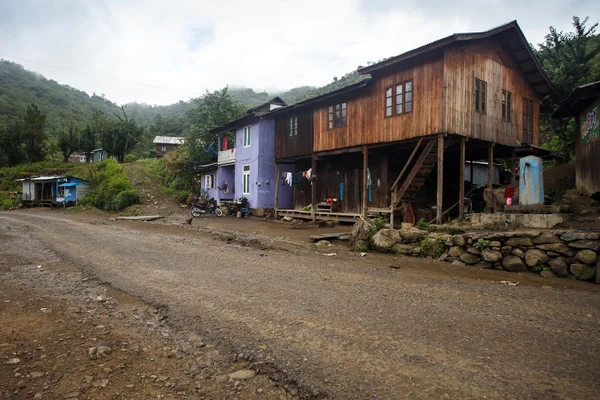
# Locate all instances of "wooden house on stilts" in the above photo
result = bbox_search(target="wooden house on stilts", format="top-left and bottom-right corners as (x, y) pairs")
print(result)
(273, 21), (554, 225)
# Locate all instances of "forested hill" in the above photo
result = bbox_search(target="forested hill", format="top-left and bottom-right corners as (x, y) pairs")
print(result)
(0, 60), (121, 132)
(0, 58), (365, 134)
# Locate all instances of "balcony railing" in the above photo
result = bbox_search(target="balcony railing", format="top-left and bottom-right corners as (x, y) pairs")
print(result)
(218, 148), (236, 165)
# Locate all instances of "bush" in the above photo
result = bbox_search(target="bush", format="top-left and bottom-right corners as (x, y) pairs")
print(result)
(110, 189), (140, 211)
(124, 153), (139, 163)
(80, 159), (141, 211)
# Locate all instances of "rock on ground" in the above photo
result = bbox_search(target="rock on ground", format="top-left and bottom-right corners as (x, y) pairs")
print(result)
(533, 234), (561, 244)
(393, 244), (414, 255)
(350, 220), (373, 251)
(525, 249), (550, 267)
(570, 263), (596, 280)
(482, 250), (502, 263)
(460, 253), (479, 265)
(549, 257), (569, 277)
(503, 255), (528, 272)
(398, 227), (428, 243)
(371, 229), (400, 252)
(575, 249), (598, 265)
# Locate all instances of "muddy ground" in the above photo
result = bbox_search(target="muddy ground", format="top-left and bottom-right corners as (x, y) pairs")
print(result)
(1, 209), (600, 399)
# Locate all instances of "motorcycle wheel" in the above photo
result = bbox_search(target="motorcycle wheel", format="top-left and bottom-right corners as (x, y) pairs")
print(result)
(214, 207), (223, 217)
(191, 207), (203, 218)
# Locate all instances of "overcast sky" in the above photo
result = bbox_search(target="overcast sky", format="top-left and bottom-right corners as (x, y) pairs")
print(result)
(0, 0), (594, 106)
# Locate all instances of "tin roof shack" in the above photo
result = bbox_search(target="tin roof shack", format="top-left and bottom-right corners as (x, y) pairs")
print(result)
(554, 81), (600, 196)
(17, 176), (90, 207)
(274, 21), (555, 224)
(153, 136), (185, 158)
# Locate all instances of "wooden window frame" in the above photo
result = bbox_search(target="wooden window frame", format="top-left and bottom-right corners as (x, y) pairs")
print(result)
(384, 80), (413, 118)
(289, 116), (298, 137)
(502, 90), (512, 122)
(475, 79), (487, 114)
(523, 98), (534, 143)
(243, 125), (251, 147)
(328, 102), (347, 129)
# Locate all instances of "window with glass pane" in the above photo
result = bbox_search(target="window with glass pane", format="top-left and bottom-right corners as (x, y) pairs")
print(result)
(507, 93), (512, 121)
(243, 126), (251, 147)
(289, 117), (293, 136)
(475, 80), (480, 112)
(395, 85), (403, 114)
(385, 88), (392, 116)
(242, 165), (250, 194)
(475, 79), (486, 114)
(335, 104), (341, 127)
(341, 103), (347, 126)
(294, 116), (298, 135)
(328, 106), (333, 129)
(481, 81), (487, 113)
(405, 81), (413, 113)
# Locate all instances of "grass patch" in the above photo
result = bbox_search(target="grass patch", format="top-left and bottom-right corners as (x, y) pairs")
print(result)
(80, 159), (140, 211)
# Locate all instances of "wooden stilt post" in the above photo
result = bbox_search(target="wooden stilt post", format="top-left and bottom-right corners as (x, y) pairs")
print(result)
(362, 145), (368, 219)
(274, 163), (280, 219)
(390, 190), (395, 228)
(459, 137), (465, 219)
(436, 134), (444, 224)
(311, 156), (316, 222)
(510, 149), (516, 185)
(488, 143), (494, 212)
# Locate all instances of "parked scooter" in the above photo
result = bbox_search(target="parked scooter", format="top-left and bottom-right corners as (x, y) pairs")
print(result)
(190, 198), (223, 218)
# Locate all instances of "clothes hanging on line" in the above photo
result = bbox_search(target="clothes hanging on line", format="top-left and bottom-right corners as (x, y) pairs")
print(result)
(285, 172), (292, 186)
(292, 172), (304, 186)
(302, 168), (312, 180)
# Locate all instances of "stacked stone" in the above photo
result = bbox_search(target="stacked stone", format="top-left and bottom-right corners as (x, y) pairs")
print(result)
(353, 222), (599, 283)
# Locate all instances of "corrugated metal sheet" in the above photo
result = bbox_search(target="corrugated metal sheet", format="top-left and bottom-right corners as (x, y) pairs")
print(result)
(153, 136), (185, 145)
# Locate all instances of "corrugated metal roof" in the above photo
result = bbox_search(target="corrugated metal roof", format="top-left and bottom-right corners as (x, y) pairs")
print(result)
(30, 175), (66, 181)
(153, 136), (185, 144)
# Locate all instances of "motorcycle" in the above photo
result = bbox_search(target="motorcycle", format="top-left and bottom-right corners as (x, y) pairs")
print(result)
(190, 198), (223, 218)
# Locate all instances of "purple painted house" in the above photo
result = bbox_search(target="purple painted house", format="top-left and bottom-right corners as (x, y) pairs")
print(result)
(198, 97), (293, 210)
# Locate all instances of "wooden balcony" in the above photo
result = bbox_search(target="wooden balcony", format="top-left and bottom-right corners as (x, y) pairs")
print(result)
(218, 148), (236, 165)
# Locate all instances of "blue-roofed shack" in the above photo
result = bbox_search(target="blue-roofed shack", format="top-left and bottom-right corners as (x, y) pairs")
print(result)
(16, 176), (91, 207)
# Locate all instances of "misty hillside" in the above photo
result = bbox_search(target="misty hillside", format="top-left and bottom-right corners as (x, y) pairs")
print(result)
(0, 60), (121, 132)
(0, 59), (365, 135)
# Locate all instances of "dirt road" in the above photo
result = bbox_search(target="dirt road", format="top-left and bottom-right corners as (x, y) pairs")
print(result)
(2, 210), (600, 399)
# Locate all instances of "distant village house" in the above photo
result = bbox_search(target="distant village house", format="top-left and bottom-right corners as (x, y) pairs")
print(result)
(153, 136), (185, 158)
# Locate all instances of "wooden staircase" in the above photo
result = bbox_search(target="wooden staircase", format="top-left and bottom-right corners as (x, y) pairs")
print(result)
(390, 137), (444, 210)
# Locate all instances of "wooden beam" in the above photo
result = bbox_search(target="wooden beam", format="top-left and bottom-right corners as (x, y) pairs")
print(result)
(311, 157), (316, 222)
(274, 163), (280, 219)
(510, 149), (516, 185)
(459, 137), (465, 218)
(395, 139), (436, 202)
(436, 134), (444, 224)
(488, 144), (494, 192)
(362, 145), (368, 218)
(391, 137), (423, 191)
(488, 144), (494, 212)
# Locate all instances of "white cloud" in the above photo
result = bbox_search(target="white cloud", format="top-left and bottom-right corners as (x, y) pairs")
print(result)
(0, 0), (595, 105)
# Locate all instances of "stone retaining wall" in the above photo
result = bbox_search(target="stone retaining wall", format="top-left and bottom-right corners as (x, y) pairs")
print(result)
(351, 221), (599, 283)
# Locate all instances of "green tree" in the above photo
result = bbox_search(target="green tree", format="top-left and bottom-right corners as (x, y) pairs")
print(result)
(184, 87), (245, 168)
(0, 121), (24, 167)
(100, 108), (144, 162)
(80, 124), (96, 162)
(58, 121), (81, 162)
(537, 16), (600, 158)
(21, 103), (47, 162)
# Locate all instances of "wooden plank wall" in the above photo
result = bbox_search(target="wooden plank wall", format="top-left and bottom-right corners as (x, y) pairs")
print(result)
(444, 40), (541, 147)
(313, 53), (445, 152)
(274, 108), (313, 160)
(575, 113), (600, 195)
